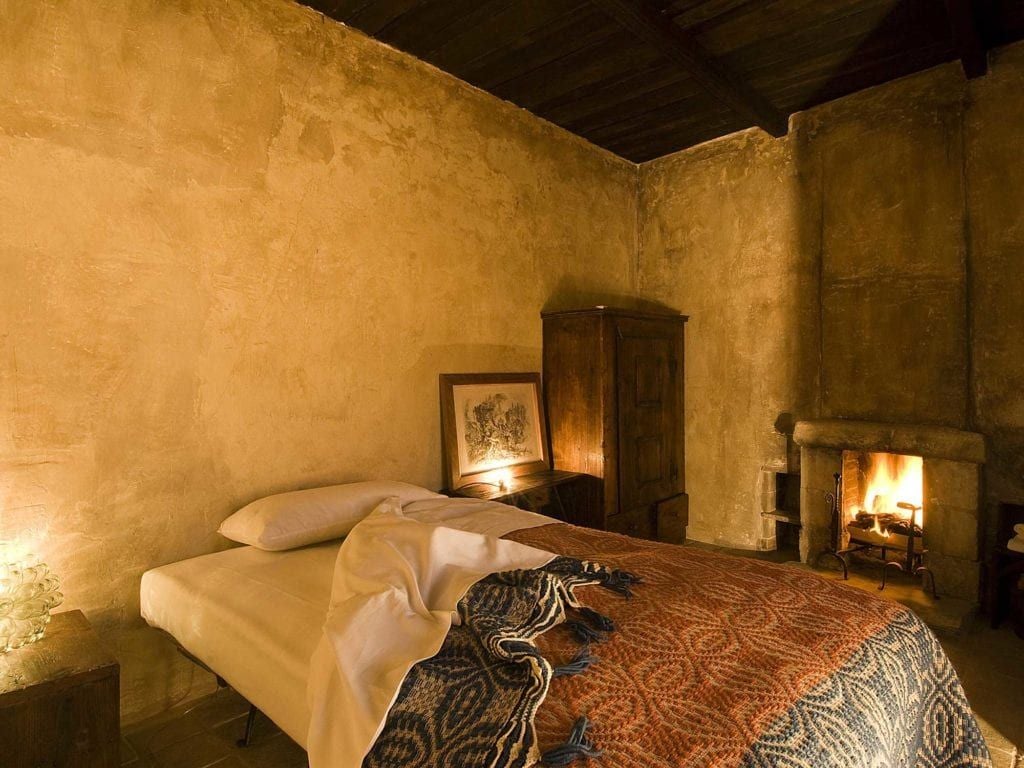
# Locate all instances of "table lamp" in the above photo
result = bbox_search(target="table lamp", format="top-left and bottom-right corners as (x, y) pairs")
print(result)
(0, 540), (64, 653)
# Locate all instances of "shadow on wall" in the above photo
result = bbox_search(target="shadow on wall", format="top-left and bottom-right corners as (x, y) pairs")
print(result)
(543, 277), (684, 316)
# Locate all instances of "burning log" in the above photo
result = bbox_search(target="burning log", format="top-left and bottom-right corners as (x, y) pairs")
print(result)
(849, 511), (923, 538)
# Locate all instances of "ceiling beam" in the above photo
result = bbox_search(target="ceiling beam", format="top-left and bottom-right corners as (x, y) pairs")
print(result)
(588, 0), (788, 137)
(943, 0), (988, 78)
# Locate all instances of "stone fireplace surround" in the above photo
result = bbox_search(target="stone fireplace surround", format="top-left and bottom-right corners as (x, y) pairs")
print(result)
(794, 419), (986, 601)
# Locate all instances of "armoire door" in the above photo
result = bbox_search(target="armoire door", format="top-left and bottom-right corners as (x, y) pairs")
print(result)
(616, 319), (684, 514)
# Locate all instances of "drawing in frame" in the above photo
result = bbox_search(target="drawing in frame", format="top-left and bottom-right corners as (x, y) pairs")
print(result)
(440, 372), (550, 490)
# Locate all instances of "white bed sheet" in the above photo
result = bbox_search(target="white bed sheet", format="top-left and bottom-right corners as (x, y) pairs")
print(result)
(140, 541), (340, 746)
(139, 497), (557, 751)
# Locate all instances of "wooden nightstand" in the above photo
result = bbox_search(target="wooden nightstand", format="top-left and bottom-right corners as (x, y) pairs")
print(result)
(984, 503), (1024, 635)
(447, 469), (601, 527)
(0, 610), (120, 768)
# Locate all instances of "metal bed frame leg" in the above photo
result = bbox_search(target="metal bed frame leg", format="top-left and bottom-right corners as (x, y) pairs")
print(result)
(237, 704), (259, 748)
(169, 640), (264, 749)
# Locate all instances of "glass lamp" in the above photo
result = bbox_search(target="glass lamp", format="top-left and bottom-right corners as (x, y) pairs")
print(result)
(0, 541), (63, 653)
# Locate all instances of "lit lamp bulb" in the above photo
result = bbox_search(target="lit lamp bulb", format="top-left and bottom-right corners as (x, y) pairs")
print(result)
(0, 541), (63, 653)
(496, 468), (513, 492)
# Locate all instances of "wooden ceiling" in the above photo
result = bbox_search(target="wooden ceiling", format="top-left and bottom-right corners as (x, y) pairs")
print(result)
(301, 0), (1024, 162)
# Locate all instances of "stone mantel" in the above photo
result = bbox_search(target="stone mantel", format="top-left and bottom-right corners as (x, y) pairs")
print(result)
(793, 419), (986, 465)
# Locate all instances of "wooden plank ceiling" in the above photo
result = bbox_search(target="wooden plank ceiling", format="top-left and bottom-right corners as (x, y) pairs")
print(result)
(301, 0), (1024, 162)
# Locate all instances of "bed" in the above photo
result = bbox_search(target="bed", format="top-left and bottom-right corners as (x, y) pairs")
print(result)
(142, 495), (992, 768)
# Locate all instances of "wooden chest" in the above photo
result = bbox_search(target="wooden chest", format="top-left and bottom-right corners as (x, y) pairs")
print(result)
(0, 610), (120, 768)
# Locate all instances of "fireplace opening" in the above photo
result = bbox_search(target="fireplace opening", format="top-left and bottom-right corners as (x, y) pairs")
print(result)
(842, 451), (924, 550)
(817, 449), (936, 597)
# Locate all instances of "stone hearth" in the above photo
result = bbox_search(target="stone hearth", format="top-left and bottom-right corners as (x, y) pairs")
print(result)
(794, 419), (985, 602)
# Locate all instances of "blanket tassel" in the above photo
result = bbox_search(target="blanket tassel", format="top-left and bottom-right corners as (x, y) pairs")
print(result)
(576, 607), (615, 632)
(601, 569), (642, 599)
(565, 620), (605, 644)
(553, 647), (598, 678)
(540, 716), (602, 766)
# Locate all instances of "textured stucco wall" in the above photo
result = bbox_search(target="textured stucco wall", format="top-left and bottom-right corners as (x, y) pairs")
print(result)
(639, 133), (820, 547)
(966, 43), (1024, 523)
(4, 0), (1022, 724)
(809, 69), (969, 427)
(0, 0), (637, 722)
(639, 42), (1024, 550)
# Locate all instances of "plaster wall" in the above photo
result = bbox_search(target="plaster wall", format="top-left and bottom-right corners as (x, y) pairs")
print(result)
(966, 44), (1024, 516)
(0, 0), (637, 721)
(4, 0), (1023, 724)
(639, 42), (1024, 550)
(639, 133), (820, 547)
(811, 69), (969, 427)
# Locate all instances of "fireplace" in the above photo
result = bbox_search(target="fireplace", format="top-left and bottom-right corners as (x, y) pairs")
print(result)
(794, 420), (985, 601)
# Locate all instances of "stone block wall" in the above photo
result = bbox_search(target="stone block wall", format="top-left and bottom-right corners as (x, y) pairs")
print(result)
(798, 446), (843, 563)
(923, 459), (983, 599)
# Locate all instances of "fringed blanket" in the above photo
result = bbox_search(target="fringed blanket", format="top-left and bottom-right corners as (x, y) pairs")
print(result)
(342, 512), (991, 768)
(507, 523), (993, 768)
(364, 557), (636, 768)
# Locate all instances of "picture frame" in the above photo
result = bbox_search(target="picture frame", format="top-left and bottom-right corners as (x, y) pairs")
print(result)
(439, 372), (550, 490)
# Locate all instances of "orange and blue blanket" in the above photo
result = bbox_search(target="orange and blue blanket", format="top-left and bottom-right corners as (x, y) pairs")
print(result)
(368, 522), (992, 768)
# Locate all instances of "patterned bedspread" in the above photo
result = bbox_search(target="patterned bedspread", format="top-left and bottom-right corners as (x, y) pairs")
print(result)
(505, 523), (992, 768)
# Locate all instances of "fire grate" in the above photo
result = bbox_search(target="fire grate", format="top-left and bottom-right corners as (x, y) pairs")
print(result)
(817, 472), (938, 598)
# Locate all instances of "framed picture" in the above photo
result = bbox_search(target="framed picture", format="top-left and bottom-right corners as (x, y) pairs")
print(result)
(440, 372), (550, 490)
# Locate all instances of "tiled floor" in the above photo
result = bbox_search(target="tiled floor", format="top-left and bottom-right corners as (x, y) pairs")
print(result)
(121, 688), (306, 768)
(941, 619), (1024, 768)
(124, 545), (1023, 768)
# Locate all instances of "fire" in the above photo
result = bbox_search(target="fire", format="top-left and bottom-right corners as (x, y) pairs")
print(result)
(844, 451), (925, 548)
(861, 454), (923, 521)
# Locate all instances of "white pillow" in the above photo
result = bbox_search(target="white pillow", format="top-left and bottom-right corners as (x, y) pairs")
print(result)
(219, 481), (445, 551)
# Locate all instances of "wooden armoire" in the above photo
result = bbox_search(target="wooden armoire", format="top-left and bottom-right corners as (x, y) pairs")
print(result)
(542, 307), (688, 542)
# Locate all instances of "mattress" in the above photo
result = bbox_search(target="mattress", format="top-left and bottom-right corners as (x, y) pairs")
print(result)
(140, 541), (341, 745)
